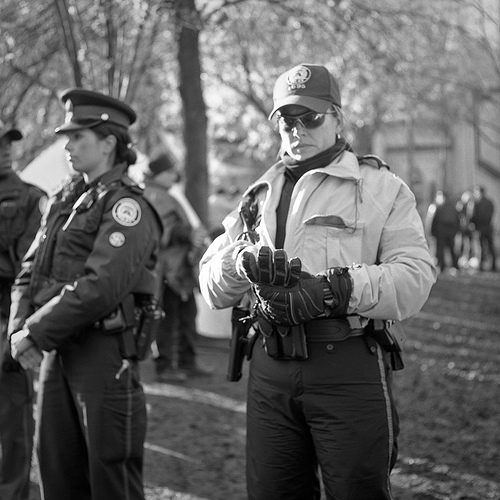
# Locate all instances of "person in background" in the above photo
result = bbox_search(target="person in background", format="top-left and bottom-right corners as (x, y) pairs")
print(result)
(199, 63), (436, 499)
(430, 190), (460, 274)
(456, 189), (475, 268)
(8, 89), (162, 500)
(471, 185), (497, 272)
(144, 153), (211, 382)
(0, 120), (46, 500)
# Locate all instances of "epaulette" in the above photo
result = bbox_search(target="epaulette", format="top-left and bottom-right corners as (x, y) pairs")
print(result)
(357, 154), (390, 171)
(121, 174), (144, 195)
(25, 182), (48, 197)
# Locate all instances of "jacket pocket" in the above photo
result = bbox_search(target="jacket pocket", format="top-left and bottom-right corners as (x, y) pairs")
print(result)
(304, 216), (365, 267)
(51, 211), (100, 281)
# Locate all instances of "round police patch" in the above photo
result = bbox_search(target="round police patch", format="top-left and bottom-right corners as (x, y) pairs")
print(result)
(112, 198), (141, 226)
(109, 231), (126, 247)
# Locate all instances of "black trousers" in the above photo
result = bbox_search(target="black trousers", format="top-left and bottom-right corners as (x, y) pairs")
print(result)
(435, 233), (458, 270)
(154, 284), (198, 371)
(478, 228), (497, 270)
(36, 330), (147, 500)
(0, 344), (34, 500)
(246, 336), (398, 500)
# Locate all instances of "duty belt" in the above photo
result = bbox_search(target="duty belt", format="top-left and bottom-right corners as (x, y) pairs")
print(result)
(304, 318), (365, 342)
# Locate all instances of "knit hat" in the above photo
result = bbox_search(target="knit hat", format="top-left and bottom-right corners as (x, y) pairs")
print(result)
(148, 153), (177, 177)
(0, 120), (23, 141)
(269, 64), (342, 119)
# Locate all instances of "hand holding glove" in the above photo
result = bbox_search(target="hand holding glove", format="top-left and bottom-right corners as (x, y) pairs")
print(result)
(254, 265), (353, 326)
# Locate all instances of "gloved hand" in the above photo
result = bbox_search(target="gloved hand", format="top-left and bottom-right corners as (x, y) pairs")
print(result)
(254, 267), (353, 326)
(254, 271), (327, 325)
(239, 246), (302, 287)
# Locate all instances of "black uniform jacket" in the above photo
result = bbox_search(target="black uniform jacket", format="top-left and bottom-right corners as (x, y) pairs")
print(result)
(8, 164), (162, 352)
(0, 171), (46, 280)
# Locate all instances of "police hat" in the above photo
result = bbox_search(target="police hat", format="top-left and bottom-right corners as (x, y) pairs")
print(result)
(269, 64), (342, 120)
(55, 88), (137, 134)
(0, 119), (23, 141)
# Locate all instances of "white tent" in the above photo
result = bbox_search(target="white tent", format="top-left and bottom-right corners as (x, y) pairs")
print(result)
(20, 138), (150, 194)
(20, 138), (72, 194)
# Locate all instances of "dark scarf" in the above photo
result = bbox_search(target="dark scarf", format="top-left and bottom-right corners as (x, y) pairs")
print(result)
(275, 136), (352, 248)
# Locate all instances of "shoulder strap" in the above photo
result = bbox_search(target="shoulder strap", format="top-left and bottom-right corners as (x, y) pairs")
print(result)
(357, 154), (390, 171)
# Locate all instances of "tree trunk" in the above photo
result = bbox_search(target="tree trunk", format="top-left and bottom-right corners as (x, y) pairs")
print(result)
(175, 0), (209, 227)
(52, 0), (83, 87)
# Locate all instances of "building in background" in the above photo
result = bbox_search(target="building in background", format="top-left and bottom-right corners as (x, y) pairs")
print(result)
(373, 0), (499, 249)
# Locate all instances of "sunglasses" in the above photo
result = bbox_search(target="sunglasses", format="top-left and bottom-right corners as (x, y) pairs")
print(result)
(277, 110), (335, 132)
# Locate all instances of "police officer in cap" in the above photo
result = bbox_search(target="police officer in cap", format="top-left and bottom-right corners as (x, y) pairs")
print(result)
(0, 119), (46, 500)
(200, 64), (436, 499)
(8, 89), (162, 500)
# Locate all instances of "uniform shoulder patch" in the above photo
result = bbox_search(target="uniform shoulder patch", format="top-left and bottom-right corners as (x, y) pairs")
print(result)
(112, 197), (142, 226)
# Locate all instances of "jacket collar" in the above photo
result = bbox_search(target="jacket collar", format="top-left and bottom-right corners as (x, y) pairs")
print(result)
(315, 150), (361, 181)
(89, 162), (128, 188)
(243, 149), (361, 198)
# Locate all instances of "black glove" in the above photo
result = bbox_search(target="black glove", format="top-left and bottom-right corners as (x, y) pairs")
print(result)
(240, 246), (301, 287)
(323, 267), (353, 317)
(255, 267), (353, 326)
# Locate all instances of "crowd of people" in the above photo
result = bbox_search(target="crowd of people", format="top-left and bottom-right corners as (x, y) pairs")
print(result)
(0, 62), (495, 500)
(426, 186), (497, 275)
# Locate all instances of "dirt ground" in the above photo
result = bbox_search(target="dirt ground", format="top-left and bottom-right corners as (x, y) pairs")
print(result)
(29, 269), (500, 499)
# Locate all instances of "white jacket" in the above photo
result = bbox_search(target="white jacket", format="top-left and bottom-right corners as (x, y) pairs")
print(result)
(199, 150), (436, 322)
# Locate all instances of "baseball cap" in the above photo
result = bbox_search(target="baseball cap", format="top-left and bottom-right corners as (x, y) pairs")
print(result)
(55, 88), (137, 134)
(0, 120), (23, 141)
(269, 64), (342, 119)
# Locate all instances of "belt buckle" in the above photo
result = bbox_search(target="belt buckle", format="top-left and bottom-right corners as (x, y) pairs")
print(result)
(346, 315), (366, 329)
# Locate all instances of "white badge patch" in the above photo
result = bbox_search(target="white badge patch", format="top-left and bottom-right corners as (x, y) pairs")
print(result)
(109, 231), (126, 247)
(112, 198), (141, 227)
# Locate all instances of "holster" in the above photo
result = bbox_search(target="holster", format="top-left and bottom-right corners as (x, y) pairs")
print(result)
(134, 295), (164, 361)
(98, 294), (164, 361)
(258, 317), (308, 361)
(365, 319), (405, 371)
(227, 306), (256, 382)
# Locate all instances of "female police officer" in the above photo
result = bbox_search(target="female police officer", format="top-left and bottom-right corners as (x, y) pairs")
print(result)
(9, 89), (162, 500)
(199, 64), (437, 499)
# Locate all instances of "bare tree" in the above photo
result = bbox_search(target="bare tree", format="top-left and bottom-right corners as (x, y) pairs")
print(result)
(174, 0), (209, 225)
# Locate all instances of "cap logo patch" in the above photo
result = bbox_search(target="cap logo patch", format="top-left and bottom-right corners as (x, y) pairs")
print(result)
(112, 198), (141, 226)
(286, 66), (312, 91)
(109, 231), (126, 247)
